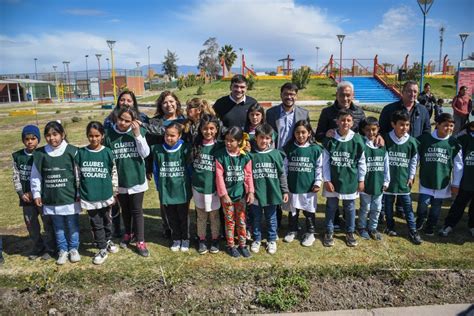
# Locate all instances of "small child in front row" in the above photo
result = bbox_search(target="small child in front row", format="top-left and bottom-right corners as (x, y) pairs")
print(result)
(283, 120), (323, 247)
(152, 122), (192, 252)
(192, 114), (222, 254)
(31, 121), (81, 265)
(357, 117), (390, 241)
(322, 110), (366, 247)
(416, 113), (463, 236)
(215, 126), (255, 258)
(76, 121), (119, 265)
(383, 111), (422, 245)
(12, 125), (56, 260)
(249, 123), (289, 254)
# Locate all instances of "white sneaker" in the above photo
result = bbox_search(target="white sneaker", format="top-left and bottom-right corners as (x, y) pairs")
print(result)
(56, 250), (68, 265)
(267, 241), (277, 255)
(69, 249), (81, 263)
(283, 231), (297, 243)
(250, 241), (261, 253)
(106, 240), (119, 253)
(180, 240), (190, 252)
(302, 233), (316, 247)
(438, 226), (452, 237)
(170, 240), (181, 252)
(93, 249), (108, 265)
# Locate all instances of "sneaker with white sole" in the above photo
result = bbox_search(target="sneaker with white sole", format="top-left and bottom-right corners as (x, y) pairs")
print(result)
(56, 250), (68, 265)
(301, 233), (316, 247)
(438, 226), (452, 237)
(69, 249), (81, 263)
(170, 240), (181, 252)
(106, 240), (119, 253)
(93, 249), (108, 265)
(180, 240), (190, 252)
(283, 231), (297, 243)
(250, 241), (261, 253)
(267, 241), (277, 254)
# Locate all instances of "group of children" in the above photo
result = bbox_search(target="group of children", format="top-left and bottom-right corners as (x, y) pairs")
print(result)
(8, 90), (474, 265)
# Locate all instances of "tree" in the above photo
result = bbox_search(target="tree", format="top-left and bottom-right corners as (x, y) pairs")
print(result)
(162, 50), (179, 79)
(198, 37), (220, 79)
(292, 67), (311, 89)
(218, 45), (238, 71)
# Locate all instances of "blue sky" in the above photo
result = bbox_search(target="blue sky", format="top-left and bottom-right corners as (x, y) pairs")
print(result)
(0, 0), (472, 74)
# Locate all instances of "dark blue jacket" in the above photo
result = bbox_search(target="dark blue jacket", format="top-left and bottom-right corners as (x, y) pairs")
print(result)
(379, 100), (431, 137)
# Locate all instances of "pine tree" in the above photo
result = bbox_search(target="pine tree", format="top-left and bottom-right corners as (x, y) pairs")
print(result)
(162, 50), (179, 79)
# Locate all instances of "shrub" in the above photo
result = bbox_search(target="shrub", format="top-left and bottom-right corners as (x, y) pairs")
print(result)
(247, 74), (256, 90)
(292, 67), (311, 89)
(196, 86), (204, 95)
(71, 116), (82, 123)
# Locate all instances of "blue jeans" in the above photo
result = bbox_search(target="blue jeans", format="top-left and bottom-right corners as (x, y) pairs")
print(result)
(416, 193), (443, 230)
(250, 204), (277, 242)
(51, 214), (80, 252)
(384, 194), (416, 231)
(359, 194), (383, 231)
(325, 198), (355, 233)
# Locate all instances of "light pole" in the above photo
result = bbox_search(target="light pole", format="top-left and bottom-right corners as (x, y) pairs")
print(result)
(239, 48), (243, 75)
(85, 54), (90, 97)
(52, 65), (59, 101)
(63, 61), (71, 101)
(336, 34), (345, 82)
(315, 46), (320, 73)
(438, 26), (445, 72)
(147, 45), (151, 80)
(96, 54), (103, 104)
(417, 0), (434, 90)
(136, 61), (141, 76)
(106, 40), (117, 104)
(34, 58), (38, 80)
(106, 58), (110, 77)
(459, 33), (469, 61)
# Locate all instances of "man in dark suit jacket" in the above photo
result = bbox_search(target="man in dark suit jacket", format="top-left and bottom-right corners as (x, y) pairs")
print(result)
(266, 82), (310, 149)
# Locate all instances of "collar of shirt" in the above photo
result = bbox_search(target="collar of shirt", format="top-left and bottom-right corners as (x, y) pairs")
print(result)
(364, 137), (379, 149)
(431, 129), (450, 140)
(279, 104), (295, 117)
(229, 94), (246, 105)
(389, 130), (409, 144)
(335, 129), (355, 142)
(45, 140), (68, 157)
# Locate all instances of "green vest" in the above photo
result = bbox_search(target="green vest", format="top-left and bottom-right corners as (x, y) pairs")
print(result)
(215, 149), (251, 202)
(418, 133), (461, 190)
(284, 142), (322, 193)
(105, 127), (146, 188)
(192, 143), (217, 194)
(152, 143), (191, 205)
(33, 145), (78, 206)
(12, 149), (34, 194)
(457, 133), (474, 191)
(75, 147), (114, 202)
(323, 134), (365, 194)
(250, 149), (284, 206)
(385, 134), (418, 194)
(364, 144), (387, 195)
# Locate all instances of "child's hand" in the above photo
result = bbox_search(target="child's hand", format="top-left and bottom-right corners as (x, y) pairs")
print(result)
(131, 121), (141, 137)
(146, 173), (152, 181)
(325, 129), (336, 138)
(382, 185), (388, 191)
(373, 135), (385, 147)
(357, 181), (365, 192)
(34, 197), (43, 207)
(311, 185), (320, 193)
(324, 181), (335, 192)
(220, 194), (232, 205)
(282, 193), (289, 203)
(407, 179), (413, 188)
(246, 192), (255, 204)
(21, 193), (32, 203)
(451, 186), (459, 196)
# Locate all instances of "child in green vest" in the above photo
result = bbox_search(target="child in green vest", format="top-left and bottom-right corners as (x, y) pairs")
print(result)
(105, 107), (150, 257)
(12, 125), (56, 260)
(215, 126), (255, 258)
(440, 121), (474, 237)
(357, 117), (390, 241)
(249, 123), (289, 254)
(283, 120), (323, 247)
(416, 113), (463, 236)
(383, 111), (422, 245)
(152, 122), (192, 252)
(192, 114), (222, 254)
(322, 110), (366, 247)
(76, 122), (119, 265)
(31, 121), (81, 265)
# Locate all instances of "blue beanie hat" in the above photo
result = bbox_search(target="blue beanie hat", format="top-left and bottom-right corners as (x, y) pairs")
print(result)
(22, 125), (41, 142)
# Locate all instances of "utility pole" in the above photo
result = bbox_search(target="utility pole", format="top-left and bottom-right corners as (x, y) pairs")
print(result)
(438, 26), (445, 72)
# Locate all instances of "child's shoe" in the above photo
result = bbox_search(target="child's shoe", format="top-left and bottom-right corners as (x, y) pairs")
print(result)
(106, 240), (119, 253)
(301, 233), (315, 247)
(384, 228), (398, 236)
(170, 240), (181, 252)
(283, 231), (297, 243)
(423, 226), (435, 236)
(198, 241), (208, 254)
(180, 240), (190, 252)
(227, 246), (240, 258)
(41, 251), (53, 260)
(120, 233), (133, 249)
(210, 240), (220, 254)
(267, 241), (277, 255)
(28, 249), (43, 261)
(357, 229), (370, 240)
(323, 232), (334, 247)
(409, 230), (423, 245)
(250, 241), (261, 253)
(239, 245), (251, 258)
(369, 229), (382, 241)
(345, 232), (358, 247)
(69, 249), (81, 263)
(136, 241), (150, 257)
(438, 226), (452, 237)
(93, 249), (108, 265)
(56, 250), (68, 265)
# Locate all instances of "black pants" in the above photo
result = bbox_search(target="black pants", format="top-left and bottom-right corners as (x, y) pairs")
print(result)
(23, 205), (56, 254)
(87, 207), (113, 249)
(163, 203), (189, 241)
(444, 189), (474, 229)
(288, 210), (316, 233)
(111, 204), (122, 236)
(118, 192), (145, 242)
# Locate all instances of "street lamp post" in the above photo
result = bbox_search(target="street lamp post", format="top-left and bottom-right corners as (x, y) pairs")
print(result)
(315, 46), (320, 73)
(106, 40), (117, 104)
(85, 55), (90, 97)
(459, 33), (469, 61)
(52, 65), (58, 101)
(239, 48), (243, 75)
(106, 58), (110, 77)
(336, 34), (345, 82)
(34, 58), (38, 80)
(417, 0), (434, 90)
(96, 54), (103, 104)
(147, 45), (151, 80)
(63, 61), (71, 101)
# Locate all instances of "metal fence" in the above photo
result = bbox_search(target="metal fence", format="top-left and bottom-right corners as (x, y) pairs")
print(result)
(0, 69), (142, 83)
